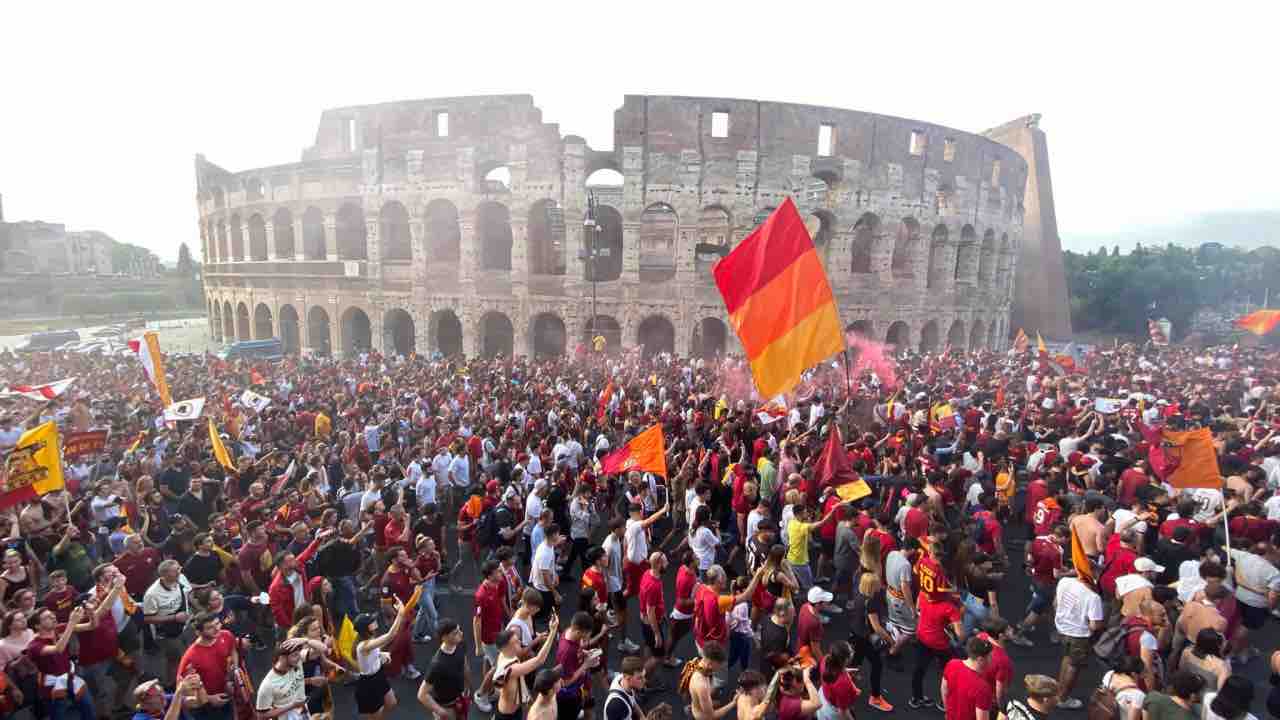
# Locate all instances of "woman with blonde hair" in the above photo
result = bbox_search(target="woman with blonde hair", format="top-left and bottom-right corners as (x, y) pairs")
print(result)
(848, 571), (893, 713)
(288, 615), (344, 720)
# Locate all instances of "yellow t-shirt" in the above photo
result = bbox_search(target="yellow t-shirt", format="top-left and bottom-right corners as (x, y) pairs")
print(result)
(786, 520), (813, 565)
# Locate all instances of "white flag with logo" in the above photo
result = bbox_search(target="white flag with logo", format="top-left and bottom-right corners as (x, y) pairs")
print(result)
(241, 389), (271, 413)
(164, 397), (206, 422)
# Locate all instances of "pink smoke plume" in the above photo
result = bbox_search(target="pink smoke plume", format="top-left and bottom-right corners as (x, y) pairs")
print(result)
(711, 358), (759, 405)
(845, 332), (900, 390)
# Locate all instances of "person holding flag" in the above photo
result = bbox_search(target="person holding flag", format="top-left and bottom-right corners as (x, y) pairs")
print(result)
(1051, 518), (1106, 710)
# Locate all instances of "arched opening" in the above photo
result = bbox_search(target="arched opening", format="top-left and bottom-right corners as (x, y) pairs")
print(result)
(805, 175), (833, 209)
(476, 201), (513, 271)
(302, 207), (326, 260)
(253, 303), (273, 340)
(222, 301), (234, 340)
(805, 210), (835, 267)
(248, 214), (267, 261)
(892, 218), (920, 279)
(989, 322), (1000, 350)
(244, 177), (265, 201)
(379, 201), (411, 261)
(210, 301), (223, 342)
(429, 310), (463, 357)
(279, 305), (301, 354)
(481, 312), (514, 358)
(639, 203), (677, 283)
(970, 320), (985, 351)
(637, 315), (676, 356)
(273, 208), (295, 259)
(530, 313), (567, 358)
(584, 168), (623, 188)
(585, 205), (623, 282)
(996, 234), (1013, 295)
(696, 206), (732, 274)
(955, 225), (978, 285)
(846, 320), (871, 340)
(851, 213), (878, 274)
(235, 303), (250, 341)
(919, 321), (939, 353)
(692, 317), (727, 359)
(885, 321), (909, 350)
(216, 220), (228, 262)
(584, 315), (621, 353)
(527, 199), (565, 275)
(307, 307), (332, 356)
(425, 200), (461, 264)
(483, 166), (511, 192)
(336, 202), (368, 260)
(927, 225), (948, 290)
(978, 229), (996, 286)
(340, 307), (372, 355)
(384, 308), (415, 356)
(947, 320), (965, 350)
(229, 214), (244, 260)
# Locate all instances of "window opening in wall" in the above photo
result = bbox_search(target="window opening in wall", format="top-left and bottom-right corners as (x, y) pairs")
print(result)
(346, 118), (357, 152)
(435, 111), (449, 138)
(909, 130), (926, 156)
(943, 138), (956, 162)
(991, 160), (1001, 185)
(711, 112), (729, 138)
(817, 124), (834, 157)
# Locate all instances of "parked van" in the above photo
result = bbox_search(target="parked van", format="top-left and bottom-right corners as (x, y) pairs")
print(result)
(219, 338), (284, 361)
(18, 330), (81, 352)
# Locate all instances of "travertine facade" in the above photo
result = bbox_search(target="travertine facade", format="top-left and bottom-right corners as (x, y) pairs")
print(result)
(197, 94), (1043, 359)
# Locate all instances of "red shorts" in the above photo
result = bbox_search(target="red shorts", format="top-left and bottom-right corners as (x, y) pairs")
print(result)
(624, 560), (649, 597)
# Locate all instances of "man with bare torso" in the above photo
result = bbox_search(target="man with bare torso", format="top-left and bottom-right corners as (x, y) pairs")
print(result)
(1069, 497), (1108, 573)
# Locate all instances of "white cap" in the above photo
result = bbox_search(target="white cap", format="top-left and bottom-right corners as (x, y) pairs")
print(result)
(807, 586), (834, 604)
(1134, 557), (1165, 573)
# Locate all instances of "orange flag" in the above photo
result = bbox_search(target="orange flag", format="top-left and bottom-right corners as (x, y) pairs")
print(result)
(713, 197), (845, 398)
(995, 385), (1006, 408)
(1162, 427), (1223, 489)
(1235, 310), (1280, 336)
(1069, 521), (1094, 585)
(1013, 328), (1029, 354)
(600, 423), (668, 477)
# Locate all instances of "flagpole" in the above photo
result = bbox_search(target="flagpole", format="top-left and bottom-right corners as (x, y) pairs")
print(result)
(1221, 476), (1233, 577)
(842, 348), (854, 404)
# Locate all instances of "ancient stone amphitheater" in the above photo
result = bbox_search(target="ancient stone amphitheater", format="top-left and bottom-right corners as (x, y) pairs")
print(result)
(196, 94), (1069, 359)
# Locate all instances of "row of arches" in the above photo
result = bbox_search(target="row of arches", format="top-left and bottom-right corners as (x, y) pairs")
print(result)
(849, 317), (1003, 353)
(851, 216), (1012, 292)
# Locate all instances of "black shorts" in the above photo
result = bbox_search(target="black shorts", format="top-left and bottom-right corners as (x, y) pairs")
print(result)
(356, 668), (391, 714)
(1240, 601), (1270, 630)
(641, 622), (666, 656)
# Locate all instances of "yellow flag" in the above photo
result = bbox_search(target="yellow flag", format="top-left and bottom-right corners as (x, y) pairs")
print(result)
(209, 418), (235, 471)
(0, 421), (65, 509)
(1036, 332), (1047, 355)
(336, 615), (357, 665)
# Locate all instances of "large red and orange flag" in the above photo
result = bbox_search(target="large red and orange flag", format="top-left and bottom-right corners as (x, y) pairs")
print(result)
(1013, 328), (1029, 354)
(1069, 520), (1095, 585)
(1235, 310), (1280, 336)
(713, 198), (844, 398)
(1162, 427), (1223, 489)
(600, 423), (667, 477)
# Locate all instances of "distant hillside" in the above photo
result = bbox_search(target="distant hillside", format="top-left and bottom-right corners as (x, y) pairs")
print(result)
(1063, 210), (1280, 253)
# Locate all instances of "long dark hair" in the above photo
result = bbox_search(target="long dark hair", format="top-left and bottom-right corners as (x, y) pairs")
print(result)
(821, 641), (853, 684)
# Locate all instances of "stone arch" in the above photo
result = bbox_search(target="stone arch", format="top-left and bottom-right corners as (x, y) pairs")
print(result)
(273, 208), (295, 259)
(481, 311), (514, 358)
(885, 320), (909, 350)
(229, 214), (244, 260)
(210, 300), (223, 342)
(692, 317), (727, 359)
(279, 305), (301, 354)
(892, 218), (920, 279)
(586, 205), (623, 282)
(637, 315), (676, 356)
(851, 213), (878, 274)
(639, 203), (678, 283)
(216, 220), (228, 261)
(947, 319), (965, 349)
(235, 302), (250, 341)
(529, 312), (567, 358)
(340, 306), (372, 355)
(222, 301), (235, 340)
(336, 202), (367, 260)
(955, 225), (978, 285)
(426, 199), (461, 264)
(527, 199), (565, 276)
(806, 210), (836, 267)
(307, 306), (332, 356)
(970, 319), (985, 351)
(584, 168), (624, 188)
(978, 229), (997, 287)
(253, 303), (273, 339)
(379, 201), (411, 261)
(919, 320), (940, 353)
(584, 315), (621, 353)
(248, 214), (267, 261)
(428, 309), (463, 357)
(698, 205), (732, 247)
(927, 225), (948, 290)
(476, 201), (513, 271)
(483, 165), (511, 192)
(302, 207), (326, 260)
(384, 308), (415, 356)
(846, 320), (872, 340)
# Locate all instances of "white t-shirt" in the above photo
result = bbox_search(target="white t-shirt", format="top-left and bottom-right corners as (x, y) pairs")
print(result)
(1112, 508), (1149, 535)
(448, 455), (470, 488)
(1054, 576), (1104, 638)
(90, 495), (122, 524)
(1265, 494), (1280, 521)
(1183, 488), (1223, 524)
(689, 526), (719, 571)
(530, 541), (558, 592)
(256, 666), (306, 720)
(524, 493), (544, 537)
(505, 615), (534, 649)
(415, 471), (437, 507)
(623, 519), (648, 564)
(1099, 671), (1145, 719)
(431, 452), (452, 487)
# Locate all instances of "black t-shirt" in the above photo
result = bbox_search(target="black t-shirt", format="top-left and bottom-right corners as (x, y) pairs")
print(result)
(848, 586), (887, 638)
(605, 688), (638, 720)
(759, 617), (792, 673)
(161, 467), (191, 497)
(494, 506), (519, 548)
(425, 645), (467, 704)
(183, 552), (223, 586)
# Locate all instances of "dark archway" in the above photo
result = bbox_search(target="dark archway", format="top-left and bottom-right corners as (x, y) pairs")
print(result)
(640, 203), (678, 283)
(528, 199), (565, 275)
(947, 320), (965, 350)
(384, 308), (415, 356)
(481, 312), (514, 358)
(248, 214), (267, 261)
(210, 301), (223, 342)
(235, 302), (250, 341)
(530, 313), (567, 358)
(846, 320), (871, 339)
(279, 305), (301, 354)
(970, 320), (985, 351)
(380, 201), (411, 261)
(851, 213), (878, 274)
(927, 225), (948, 290)
(885, 321), (909, 350)
(222, 301), (234, 340)
(430, 310), (463, 357)
(955, 225), (978, 284)
(584, 315), (621, 353)
(892, 218), (919, 279)
(477, 202), (513, 271)
(919, 321), (940, 353)
(302, 207), (326, 260)
(637, 315), (676, 356)
(693, 317), (727, 359)
(253, 303), (273, 340)
(978, 229), (996, 287)
(229, 214), (244, 260)
(273, 208), (295, 259)
(336, 202), (367, 260)
(307, 307), (331, 356)
(425, 200), (460, 264)
(585, 204), (623, 282)
(340, 307), (372, 355)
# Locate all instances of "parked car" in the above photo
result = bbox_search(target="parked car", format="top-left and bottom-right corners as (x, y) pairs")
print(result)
(18, 330), (81, 352)
(219, 338), (284, 362)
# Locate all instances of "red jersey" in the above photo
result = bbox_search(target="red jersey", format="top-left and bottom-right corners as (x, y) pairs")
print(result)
(581, 567), (608, 607)
(865, 528), (897, 575)
(473, 580), (507, 645)
(942, 659), (993, 720)
(1100, 542), (1137, 598)
(693, 585), (730, 646)
(43, 587), (76, 624)
(914, 551), (952, 603)
(638, 572), (665, 621)
(1032, 498), (1062, 536)
(796, 604), (824, 651)
(904, 507), (930, 540)
(381, 565), (415, 604)
(114, 547), (162, 598)
(917, 598), (962, 651)
(1117, 469), (1147, 506)
(972, 511), (1002, 555)
(1027, 536), (1063, 586)
(674, 565), (697, 616)
(1024, 479), (1049, 525)
(177, 630), (236, 693)
(976, 632), (1012, 699)
(1159, 517), (1202, 543)
(383, 516), (410, 550)
(76, 610), (118, 665)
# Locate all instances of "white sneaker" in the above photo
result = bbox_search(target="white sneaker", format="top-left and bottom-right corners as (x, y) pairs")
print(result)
(473, 693), (493, 713)
(403, 664), (422, 680)
(620, 638), (640, 652)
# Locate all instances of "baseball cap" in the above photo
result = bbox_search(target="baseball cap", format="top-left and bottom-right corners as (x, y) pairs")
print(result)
(807, 587), (834, 604)
(1134, 557), (1165, 573)
(485, 480), (499, 493)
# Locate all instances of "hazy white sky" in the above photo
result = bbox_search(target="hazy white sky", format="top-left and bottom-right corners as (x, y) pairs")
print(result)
(2, 2), (1275, 259)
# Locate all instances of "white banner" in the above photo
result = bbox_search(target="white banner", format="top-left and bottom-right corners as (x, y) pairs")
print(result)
(164, 397), (206, 422)
(240, 389), (271, 413)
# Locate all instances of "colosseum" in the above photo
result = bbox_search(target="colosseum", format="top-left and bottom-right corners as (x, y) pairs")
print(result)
(195, 94), (1070, 360)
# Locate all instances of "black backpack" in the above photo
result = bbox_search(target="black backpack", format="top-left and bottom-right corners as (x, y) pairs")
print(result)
(478, 505), (503, 548)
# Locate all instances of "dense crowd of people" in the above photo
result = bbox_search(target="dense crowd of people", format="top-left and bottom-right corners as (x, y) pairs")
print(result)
(1, 337), (1279, 720)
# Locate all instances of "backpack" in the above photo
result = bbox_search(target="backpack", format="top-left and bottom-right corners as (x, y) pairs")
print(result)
(1087, 674), (1137, 720)
(1091, 618), (1145, 666)
(477, 505), (501, 548)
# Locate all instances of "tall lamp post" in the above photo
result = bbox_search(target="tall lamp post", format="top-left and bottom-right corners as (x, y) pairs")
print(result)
(583, 190), (600, 347)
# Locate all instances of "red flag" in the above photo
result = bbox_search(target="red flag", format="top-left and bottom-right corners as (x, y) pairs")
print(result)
(600, 424), (667, 477)
(813, 426), (870, 505)
(1136, 421), (1176, 480)
(597, 381), (615, 421)
(995, 385), (1006, 409)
